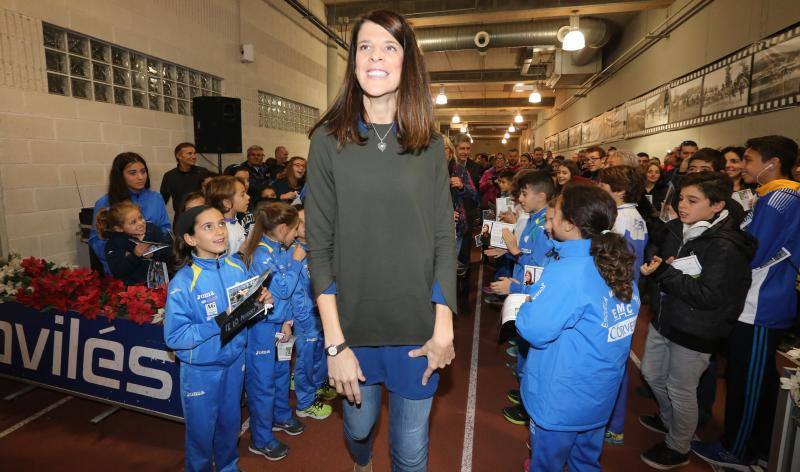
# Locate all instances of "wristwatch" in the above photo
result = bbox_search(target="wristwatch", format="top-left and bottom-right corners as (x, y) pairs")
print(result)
(326, 342), (348, 357)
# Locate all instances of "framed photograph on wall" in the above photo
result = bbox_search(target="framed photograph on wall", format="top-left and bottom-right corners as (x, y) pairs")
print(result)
(645, 89), (670, 128)
(669, 76), (703, 122)
(581, 121), (591, 145)
(750, 35), (800, 104)
(701, 56), (751, 115)
(626, 99), (646, 134)
(558, 129), (569, 150)
(569, 124), (581, 148)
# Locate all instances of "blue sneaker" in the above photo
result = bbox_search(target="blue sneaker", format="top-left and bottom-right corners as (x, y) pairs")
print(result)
(272, 417), (305, 436)
(248, 439), (288, 461)
(690, 441), (751, 471)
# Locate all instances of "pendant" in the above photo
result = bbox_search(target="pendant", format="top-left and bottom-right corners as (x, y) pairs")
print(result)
(377, 141), (387, 152)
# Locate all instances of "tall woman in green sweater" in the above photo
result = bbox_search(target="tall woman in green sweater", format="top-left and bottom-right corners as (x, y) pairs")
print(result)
(305, 10), (458, 472)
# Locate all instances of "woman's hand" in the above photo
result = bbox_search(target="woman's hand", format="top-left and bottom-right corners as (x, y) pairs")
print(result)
(328, 348), (366, 404)
(281, 191), (298, 201)
(292, 243), (306, 261)
(640, 256), (663, 276)
(257, 287), (274, 306)
(408, 334), (455, 386)
(449, 176), (464, 189)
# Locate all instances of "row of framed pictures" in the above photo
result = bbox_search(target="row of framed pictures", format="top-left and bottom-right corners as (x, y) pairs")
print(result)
(543, 22), (800, 153)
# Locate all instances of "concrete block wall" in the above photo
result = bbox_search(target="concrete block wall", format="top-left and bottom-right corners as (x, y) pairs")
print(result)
(535, 0), (800, 156)
(0, 0), (347, 266)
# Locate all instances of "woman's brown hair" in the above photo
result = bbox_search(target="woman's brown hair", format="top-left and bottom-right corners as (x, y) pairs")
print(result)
(559, 185), (635, 302)
(308, 10), (435, 153)
(286, 156), (306, 190)
(203, 175), (241, 214)
(240, 202), (300, 268)
(95, 201), (141, 239)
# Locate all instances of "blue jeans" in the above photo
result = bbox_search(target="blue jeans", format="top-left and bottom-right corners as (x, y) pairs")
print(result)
(343, 384), (433, 471)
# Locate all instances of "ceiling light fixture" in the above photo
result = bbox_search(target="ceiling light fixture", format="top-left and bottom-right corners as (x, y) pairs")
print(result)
(508, 124), (516, 133)
(435, 85), (448, 105)
(529, 84), (542, 104)
(460, 125), (468, 133)
(501, 138), (508, 144)
(559, 13), (585, 52)
(503, 132), (510, 139)
(451, 114), (461, 124)
(514, 112), (523, 124)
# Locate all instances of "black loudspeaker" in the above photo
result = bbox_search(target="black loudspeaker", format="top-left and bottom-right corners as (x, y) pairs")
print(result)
(192, 96), (242, 154)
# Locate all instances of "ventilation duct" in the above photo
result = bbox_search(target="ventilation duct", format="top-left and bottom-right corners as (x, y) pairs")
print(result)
(416, 18), (610, 66)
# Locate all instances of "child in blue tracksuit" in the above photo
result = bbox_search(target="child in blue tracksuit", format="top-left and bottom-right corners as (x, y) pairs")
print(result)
(597, 165), (649, 445)
(290, 206), (334, 420)
(517, 185), (641, 472)
(164, 205), (272, 472)
(239, 201), (305, 461)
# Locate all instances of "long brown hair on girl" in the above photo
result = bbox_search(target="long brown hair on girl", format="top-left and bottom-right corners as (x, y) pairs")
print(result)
(239, 202), (299, 268)
(308, 10), (435, 154)
(559, 185), (635, 302)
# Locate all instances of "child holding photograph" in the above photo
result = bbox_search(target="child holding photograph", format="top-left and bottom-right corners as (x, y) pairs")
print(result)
(96, 201), (172, 286)
(516, 185), (639, 472)
(164, 205), (273, 472)
(239, 202), (306, 461)
(638, 172), (755, 469)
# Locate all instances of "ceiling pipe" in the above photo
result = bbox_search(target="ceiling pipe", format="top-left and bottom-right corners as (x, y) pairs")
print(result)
(283, 0), (348, 50)
(416, 18), (610, 55)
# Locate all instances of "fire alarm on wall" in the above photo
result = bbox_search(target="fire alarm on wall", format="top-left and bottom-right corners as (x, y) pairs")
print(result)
(241, 44), (254, 63)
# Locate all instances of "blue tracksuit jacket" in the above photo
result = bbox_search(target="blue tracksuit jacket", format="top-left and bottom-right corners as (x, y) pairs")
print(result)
(509, 207), (553, 294)
(245, 235), (302, 448)
(613, 203), (648, 283)
(164, 255), (251, 472)
(517, 239), (641, 431)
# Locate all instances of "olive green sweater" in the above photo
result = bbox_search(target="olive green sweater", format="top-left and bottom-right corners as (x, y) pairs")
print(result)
(305, 125), (457, 347)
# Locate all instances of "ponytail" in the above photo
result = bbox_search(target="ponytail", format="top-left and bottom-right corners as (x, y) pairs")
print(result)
(239, 201), (299, 268)
(559, 185), (635, 303)
(590, 232), (635, 303)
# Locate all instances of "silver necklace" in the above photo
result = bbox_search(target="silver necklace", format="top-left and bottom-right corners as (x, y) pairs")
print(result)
(370, 123), (393, 152)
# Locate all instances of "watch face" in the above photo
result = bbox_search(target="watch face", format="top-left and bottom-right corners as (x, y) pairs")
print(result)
(327, 346), (337, 356)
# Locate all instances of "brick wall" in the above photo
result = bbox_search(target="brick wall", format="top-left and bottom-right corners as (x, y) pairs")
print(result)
(0, 0), (345, 266)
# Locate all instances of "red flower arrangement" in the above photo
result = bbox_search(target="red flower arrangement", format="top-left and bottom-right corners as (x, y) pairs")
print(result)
(12, 257), (165, 325)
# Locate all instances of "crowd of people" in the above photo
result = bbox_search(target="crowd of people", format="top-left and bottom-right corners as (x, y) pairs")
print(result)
(450, 134), (800, 471)
(80, 8), (800, 472)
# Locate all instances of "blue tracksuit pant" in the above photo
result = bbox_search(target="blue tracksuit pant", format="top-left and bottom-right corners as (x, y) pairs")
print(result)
(294, 326), (327, 410)
(246, 321), (292, 448)
(530, 421), (603, 472)
(607, 363), (629, 435)
(180, 351), (245, 472)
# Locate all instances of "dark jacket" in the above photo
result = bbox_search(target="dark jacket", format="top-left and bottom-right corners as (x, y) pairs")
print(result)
(105, 223), (172, 286)
(647, 212), (757, 353)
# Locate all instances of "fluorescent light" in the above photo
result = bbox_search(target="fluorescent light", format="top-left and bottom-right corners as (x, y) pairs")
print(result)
(514, 112), (523, 124)
(529, 90), (541, 103)
(451, 114), (461, 124)
(503, 132), (510, 139)
(435, 85), (448, 105)
(508, 125), (516, 133)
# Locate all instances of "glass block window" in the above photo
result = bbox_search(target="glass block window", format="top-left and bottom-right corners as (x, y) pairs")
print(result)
(258, 91), (319, 134)
(43, 23), (222, 115)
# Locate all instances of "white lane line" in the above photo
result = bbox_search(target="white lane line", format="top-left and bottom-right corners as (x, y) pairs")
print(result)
(0, 396), (73, 439)
(629, 350), (641, 370)
(239, 416), (250, 437)
(460, 262), (484, 472)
